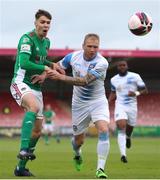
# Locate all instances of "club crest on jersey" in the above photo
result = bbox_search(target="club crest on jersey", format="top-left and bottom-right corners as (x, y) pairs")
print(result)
(88, 63), (97, 70)
(22, 37), (30, 43)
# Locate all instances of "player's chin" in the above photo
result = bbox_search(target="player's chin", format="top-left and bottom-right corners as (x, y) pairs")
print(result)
(90, 54), (96, 59)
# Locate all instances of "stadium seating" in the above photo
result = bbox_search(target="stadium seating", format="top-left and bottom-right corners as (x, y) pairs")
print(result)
(109, 93), (160, 127)
(0, 92), (159, 128)
(0, 92), (71, 127)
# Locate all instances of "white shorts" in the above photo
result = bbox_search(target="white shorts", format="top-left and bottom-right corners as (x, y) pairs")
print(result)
(72, 98), (110, 135)
(43, 124), (54, 132)
(114, 103), (137, 126)
(10, 82), (44, 119)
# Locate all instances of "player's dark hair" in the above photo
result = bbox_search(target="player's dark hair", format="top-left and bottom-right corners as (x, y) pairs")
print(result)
(35, 9), (52, 20)
(117, 60), (128, 65)
(83, 33), (100, 44)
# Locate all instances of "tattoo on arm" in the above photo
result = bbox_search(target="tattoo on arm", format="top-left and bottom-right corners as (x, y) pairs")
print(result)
(63, 73), (96, 86)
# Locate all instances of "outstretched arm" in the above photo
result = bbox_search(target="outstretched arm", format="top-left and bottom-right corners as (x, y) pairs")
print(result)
(31, 62), (65, 84)
(47, 70), (96, 86)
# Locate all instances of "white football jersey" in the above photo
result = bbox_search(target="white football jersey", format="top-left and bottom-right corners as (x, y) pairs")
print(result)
(59, 50), (108, 103)
(111, 71), (145, 105)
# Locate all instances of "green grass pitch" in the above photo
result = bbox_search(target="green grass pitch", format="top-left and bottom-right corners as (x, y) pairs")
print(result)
(0, 137), (160, 179)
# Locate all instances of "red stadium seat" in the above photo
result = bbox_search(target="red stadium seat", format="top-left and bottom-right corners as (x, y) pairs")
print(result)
(0, 92), (159, 128)
(0, 92), (71, 127)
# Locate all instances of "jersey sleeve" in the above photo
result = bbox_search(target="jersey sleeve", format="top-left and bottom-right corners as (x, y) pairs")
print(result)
(136, 74), (146, 88)
(43, 59), (52, 67)
(88, 60), (108, 79)
(18, 35), (33, 55)
(19, 53), (45, 72)
(59, 53), (73, 69)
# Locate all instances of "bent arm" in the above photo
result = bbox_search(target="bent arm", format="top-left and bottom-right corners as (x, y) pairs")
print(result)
(138, 86), (148, 95)
(19, 53), (45, 72)
(43, 59), (53, 68)
(128, 86), (148, 97)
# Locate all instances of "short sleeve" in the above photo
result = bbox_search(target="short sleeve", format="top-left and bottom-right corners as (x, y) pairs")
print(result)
(88, 60), (108, 79)
(59, 53), (73, 69)
(136, 74), (145, 88)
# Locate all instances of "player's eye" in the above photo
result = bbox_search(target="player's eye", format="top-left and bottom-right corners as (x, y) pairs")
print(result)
(40, 21), (45, 24)
(87, 45), (98, 48)
(47, 20), (51, 24)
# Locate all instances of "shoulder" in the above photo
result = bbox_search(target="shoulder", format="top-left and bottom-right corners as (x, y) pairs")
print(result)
(19, 31), (34, 44)
(111, 74), (119, 82)
(72, 50), (82, 58)
(128, 71), (140, 78)
(25, 30), (36, 40)
(44, 37), (50, 43)
(65, 50), (81, 61)
(97, 53), (108, 63)
(96, 53), (108, 67)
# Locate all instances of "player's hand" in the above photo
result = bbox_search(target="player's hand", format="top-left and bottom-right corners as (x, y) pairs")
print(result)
(52, 63), (66, 75)
(44, 65), (51, 72)
(31, 72), (47, 84)
(47, 69), (64, 81)
(128, 91), (136, 97)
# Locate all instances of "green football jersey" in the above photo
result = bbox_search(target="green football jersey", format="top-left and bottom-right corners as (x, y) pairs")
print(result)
(12, 29), (52, 91)
(44, 110), (55, 124)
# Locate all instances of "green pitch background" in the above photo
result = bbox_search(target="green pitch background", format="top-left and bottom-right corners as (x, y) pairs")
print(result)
(0, 137), (159, 179)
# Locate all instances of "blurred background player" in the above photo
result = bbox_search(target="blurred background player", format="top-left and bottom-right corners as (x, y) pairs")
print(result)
(10, 9), (54, 176)
(43, 104), (60, 144)
(44, 33), (110, 178)
(108, 60), (148, 163)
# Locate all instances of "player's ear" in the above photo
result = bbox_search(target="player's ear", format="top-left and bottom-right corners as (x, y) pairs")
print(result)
(34, 21), (37, 27)
(82, 43), (85, 49)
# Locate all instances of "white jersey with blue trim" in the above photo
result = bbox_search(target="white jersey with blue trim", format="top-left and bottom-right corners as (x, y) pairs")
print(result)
(111, 71), (145, 105)
(59, 50), (108, 103)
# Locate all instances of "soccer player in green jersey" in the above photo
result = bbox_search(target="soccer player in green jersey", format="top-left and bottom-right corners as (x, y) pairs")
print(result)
(10, 9), (54, 176)
(43, 104), (60, 144)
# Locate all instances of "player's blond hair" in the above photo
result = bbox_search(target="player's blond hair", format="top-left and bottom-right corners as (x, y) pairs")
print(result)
(83, 33), (100, 44)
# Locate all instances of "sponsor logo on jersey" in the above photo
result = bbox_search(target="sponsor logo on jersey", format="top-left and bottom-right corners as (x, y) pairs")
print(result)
(20, 44), (31, 52)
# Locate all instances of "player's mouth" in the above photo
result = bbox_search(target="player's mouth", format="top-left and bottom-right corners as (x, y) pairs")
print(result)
(43, 29), (48, 33)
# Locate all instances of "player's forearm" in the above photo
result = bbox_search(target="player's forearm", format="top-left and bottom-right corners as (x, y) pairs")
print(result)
(59, 73), (96, 86)
(128, 87), (148, 96)
(43, 59), (53, 68)
(19, 53), (45, 72)
(108, 92), (116, 103)
(139, 88), (148, 95)
(60, 75), (88, 86)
